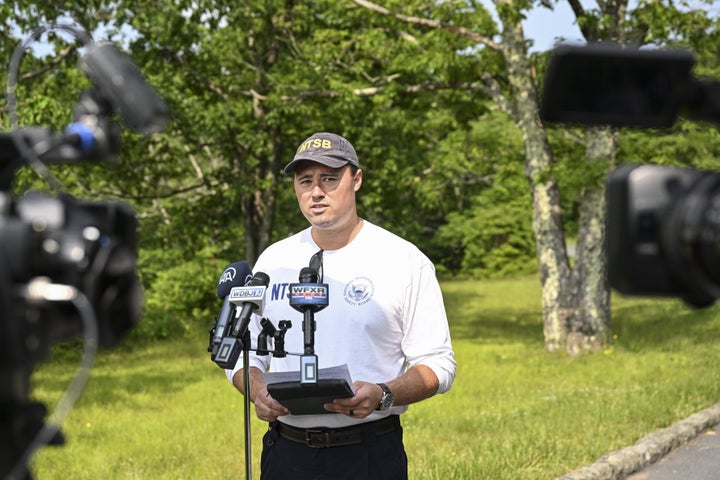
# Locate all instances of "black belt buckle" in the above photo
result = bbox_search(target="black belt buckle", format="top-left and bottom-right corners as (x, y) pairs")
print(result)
(305, 429), (331, 448)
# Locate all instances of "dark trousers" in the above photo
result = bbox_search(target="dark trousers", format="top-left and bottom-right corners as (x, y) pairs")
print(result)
(260, 416), (408, 480)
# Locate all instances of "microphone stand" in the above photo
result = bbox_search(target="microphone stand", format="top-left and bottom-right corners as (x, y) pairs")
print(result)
(238, 320), (293, 480)
(240, 326), (252, 480)
(210, 271), (276, 480)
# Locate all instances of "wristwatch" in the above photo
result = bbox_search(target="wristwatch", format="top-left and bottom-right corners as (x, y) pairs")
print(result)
(376, 383), (394, 411)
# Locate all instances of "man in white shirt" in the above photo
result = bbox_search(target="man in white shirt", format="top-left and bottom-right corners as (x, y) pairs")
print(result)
(227, 132), (456, 480)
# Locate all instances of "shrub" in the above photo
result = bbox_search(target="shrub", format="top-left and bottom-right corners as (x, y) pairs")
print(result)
(131, 247), (232, 341)
(435, 198), (537, 279)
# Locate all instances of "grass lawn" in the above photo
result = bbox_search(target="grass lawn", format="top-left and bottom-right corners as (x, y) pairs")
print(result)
(28, 275), (720, 479)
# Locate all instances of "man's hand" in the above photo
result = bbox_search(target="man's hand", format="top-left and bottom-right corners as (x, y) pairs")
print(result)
(252, 385), (291, 422)
(233, 367), (289, 422)
(323, 381), (383, 418)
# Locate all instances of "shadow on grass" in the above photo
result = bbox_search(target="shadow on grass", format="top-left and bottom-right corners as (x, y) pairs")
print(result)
(612, 296), (720, 352)
(442, 278), (720, 351)
(449, 307), (545, 345)
(34, 338), (215, 408)
(443, 285), (544, 345)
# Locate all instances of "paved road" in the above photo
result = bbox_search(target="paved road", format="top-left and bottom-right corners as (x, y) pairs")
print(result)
(625, 424), (720, 480)
(556, 404), (720, 480)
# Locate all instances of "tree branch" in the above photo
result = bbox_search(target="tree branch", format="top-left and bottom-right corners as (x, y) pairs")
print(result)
(158, 46), (231, 101)
(18, 46), (76, 82)
(352, 0), (502, 52)
(567, 0), (598, 40)
(570, 0), (589, 16)
(479, 73), (516, 118)
(256, 79), (496, 101)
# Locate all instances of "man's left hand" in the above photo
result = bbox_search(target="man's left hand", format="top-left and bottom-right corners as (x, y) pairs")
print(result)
(323, 381), (382, 418)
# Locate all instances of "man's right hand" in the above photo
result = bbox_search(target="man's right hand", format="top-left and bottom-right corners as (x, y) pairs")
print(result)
(233, 368), (290, 422)
(252, 385), (290, 422)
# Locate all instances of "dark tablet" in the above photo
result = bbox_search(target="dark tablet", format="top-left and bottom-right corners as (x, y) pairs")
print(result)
(267, 379), (354, 415)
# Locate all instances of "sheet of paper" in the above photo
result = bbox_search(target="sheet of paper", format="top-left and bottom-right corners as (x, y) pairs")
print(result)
(263, 364), (355, 393)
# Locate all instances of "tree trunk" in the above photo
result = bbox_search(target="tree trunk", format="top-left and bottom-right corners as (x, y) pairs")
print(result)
(496, 0), (573, 352)
(353, 0), (617, 354)
(565, 128), (616, 354)
(241, 9), (284, 266)
(243, 127), (283, 266)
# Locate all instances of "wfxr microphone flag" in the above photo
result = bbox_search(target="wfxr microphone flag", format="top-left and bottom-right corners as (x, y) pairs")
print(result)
(289, 267), (328, 312)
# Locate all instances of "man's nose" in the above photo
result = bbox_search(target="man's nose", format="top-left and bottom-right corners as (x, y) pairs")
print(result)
(311, 184), (325, 197)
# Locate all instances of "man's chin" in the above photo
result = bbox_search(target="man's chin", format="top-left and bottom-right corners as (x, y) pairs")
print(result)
(309, 220), (334, 230)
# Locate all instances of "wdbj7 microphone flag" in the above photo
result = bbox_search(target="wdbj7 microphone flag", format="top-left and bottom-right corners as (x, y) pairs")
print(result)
(229, 271), (271, 338)
(209, 261), (252, 369)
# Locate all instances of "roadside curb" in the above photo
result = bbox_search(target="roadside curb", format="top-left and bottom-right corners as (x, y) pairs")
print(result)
(554, 402), (720, 480)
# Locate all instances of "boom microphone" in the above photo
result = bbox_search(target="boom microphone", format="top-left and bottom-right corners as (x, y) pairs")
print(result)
(80, 42), (170, 134)
(16, 42), (170, 165)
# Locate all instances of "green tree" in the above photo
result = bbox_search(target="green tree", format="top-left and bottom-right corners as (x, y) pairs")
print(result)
(354, 0), (720, 353)
(6, 0), (719, 347)
(3, 1), (495, 338)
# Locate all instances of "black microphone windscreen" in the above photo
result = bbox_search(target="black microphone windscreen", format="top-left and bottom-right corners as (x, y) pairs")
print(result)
(217, 261), (252, 298)
(248, 271), (270, 287)
(80, 42), (169, 134)
(299, 267), (318, 283)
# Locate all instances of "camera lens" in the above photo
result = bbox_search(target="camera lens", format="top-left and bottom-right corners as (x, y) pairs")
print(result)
(662, 172), (720, 306)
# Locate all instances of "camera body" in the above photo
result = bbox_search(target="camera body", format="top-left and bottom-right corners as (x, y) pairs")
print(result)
(0, 191), (142, 354)
(541, 43), (720, 306)
(607, 164), (720, 307)
(0, 165), (143, 480)
(0, 25), (168, 478)
(0, 190), (143, 470)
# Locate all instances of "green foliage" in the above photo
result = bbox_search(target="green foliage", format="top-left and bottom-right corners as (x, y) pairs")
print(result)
(437, 198), (536, 278)
(422, 111), (536, 278)
(0, 1), (530, 285)
(618, 122), (720, 171)
(133, 247), (232, 341)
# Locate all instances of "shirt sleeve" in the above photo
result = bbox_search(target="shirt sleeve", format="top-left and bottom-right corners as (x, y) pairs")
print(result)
(401, 260), (456, 394)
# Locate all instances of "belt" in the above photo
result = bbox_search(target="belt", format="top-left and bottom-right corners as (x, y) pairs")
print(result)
(275, 415), (398, 448)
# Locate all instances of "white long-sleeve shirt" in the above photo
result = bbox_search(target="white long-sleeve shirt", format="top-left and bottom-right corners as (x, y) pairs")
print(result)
(226, 220), (456, 428)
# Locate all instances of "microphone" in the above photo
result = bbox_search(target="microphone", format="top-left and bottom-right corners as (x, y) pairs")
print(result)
(289, 267), (328, 384)
(218, 262), (254, 297)
(212, 272), (269, 369)
(229, 272), (271, 338)
(79, 42), (170, 134)
(289, 267), (329, 313)
(210, 261), (252, 349)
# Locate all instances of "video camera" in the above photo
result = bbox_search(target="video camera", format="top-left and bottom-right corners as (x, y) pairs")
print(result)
(540, 43), (720, 307)
(1, 24), (168, 479)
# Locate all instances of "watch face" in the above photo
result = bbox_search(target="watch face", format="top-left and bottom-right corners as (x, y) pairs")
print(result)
(377, 383), (393, 410)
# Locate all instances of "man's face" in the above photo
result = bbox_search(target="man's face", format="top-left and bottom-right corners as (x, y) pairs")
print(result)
(293, 162), (362, 231)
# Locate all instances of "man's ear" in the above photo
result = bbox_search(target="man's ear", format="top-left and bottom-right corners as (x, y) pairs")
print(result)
(353, 169), (363, 192)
